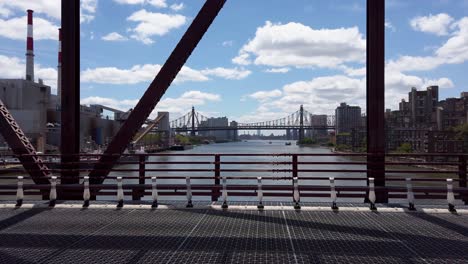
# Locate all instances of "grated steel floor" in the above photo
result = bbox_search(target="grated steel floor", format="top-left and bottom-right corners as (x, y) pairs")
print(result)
(0, 204), (467, 263)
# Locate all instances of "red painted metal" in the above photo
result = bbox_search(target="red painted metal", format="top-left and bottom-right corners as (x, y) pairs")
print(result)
(0, 101), (50, 184)
(88, 0), (226, 184)
(367, 0), (387, 202)
(60, 0), (81, 188)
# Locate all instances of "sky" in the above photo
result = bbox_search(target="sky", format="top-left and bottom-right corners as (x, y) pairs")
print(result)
(0, 0), (467, 124)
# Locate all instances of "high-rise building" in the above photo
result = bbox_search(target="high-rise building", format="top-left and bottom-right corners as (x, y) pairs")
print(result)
(408, 86), (438, 128)
(199, 117), (229, 140)
(310, 114), (328, 138)
(437, 92), (468, 130)
(335, 103), (362, 134)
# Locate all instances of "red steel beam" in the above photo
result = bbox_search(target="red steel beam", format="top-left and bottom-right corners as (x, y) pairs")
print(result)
(60, 0), (80, 186)
(0, 100), (50, 184)
(89, 0), (226, 184)
(367, 0), (387, 202)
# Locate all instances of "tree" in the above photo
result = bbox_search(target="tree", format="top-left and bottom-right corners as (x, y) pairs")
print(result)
(175, 134), (190, 145)
(452, 123), (468, 152)
(396, 143), (412, 153)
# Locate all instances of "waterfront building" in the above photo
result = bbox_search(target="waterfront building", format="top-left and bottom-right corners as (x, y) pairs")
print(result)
(335, 103), (362, 134)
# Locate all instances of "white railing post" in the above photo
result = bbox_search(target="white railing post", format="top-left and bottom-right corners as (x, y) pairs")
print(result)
(221, 176), (228, 209)
(369, 177), (377, 210)
(152, 177), (158, 208)
(293, 177), (300, 209)
(16, 176), (24, 207)
(447, 179), (456, 212)
(186, 176), (193, 208)
(406, 178), (415, 211)
(117, 176), (123, 208)
(330, 177), (338, 210)
(49, 176), (57, 207)
(83, 176), (90, 207)
(257, 177), (264, 209)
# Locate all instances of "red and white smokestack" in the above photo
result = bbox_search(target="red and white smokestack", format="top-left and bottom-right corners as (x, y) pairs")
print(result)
(57, 28), (62, 100)
(26, 10), (34, 81)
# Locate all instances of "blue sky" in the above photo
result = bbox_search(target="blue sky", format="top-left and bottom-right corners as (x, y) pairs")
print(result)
(0, 0), (467, 123)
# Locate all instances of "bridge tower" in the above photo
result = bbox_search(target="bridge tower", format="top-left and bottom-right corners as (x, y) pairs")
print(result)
(191, 106), (196, 136)
(299, 105), (304, 142)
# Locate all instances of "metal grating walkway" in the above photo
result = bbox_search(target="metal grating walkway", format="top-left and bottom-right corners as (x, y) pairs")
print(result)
(0, 203), (467, 263)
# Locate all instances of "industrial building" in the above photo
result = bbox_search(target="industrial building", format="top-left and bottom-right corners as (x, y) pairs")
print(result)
(0, 10), (123, 153)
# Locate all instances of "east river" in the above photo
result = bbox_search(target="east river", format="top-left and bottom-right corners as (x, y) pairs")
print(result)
(110, 140), (452, 202)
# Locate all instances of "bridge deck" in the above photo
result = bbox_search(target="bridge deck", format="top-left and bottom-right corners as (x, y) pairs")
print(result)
(0, 201), (467, 264)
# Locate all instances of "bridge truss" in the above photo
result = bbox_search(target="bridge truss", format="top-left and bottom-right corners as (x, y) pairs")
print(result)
(170, 106), (336, 132)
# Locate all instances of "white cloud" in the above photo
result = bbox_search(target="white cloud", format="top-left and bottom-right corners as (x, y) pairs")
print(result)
(0, 0), (98, 23)
(0, 55), (58, 92)
(80, 0), (98, 23)
(0, 16), (59, 41)
(201, 67), (251, 80)
(102, 32), (128, 41)
(114, 0), (167, 8)
(385, 70), (454, 109)
(222, 40), (233, 47)
(81, 90), (220, 118)
(127, 9), (186, 44)
(81, 64), (207, 84)
(386, 16), (468, 75)
(340, 66), (366, 76)
(81, 96), (138, 111)
(410, 13), (454, 36)
(231, 53), (250, 65)
(435, 17), (468, 64)
(386, 56), (445, 72)
(237, 70), (456, 122)
(264, 68), (290, 73)
(170, 3), (184, 11)
(249, 90), (282, 102)
(0, 6), (12, 17)
(385, 20), (396, 32)
(81, 65), (250, 84)
(0, 0), (61, 20)
(233, 21), (366, 70)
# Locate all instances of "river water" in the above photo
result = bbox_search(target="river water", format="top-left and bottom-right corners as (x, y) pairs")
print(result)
(114, 140), (367, 202)
(1, 140), (454, 202)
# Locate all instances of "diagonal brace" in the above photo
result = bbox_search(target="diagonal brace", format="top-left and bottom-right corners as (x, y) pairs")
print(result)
(0, 100), (50, 184)
(89, 0), (226, 184)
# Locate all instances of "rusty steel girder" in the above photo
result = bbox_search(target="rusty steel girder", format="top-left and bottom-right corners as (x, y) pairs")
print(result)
(0, 100), (50, 184)
(89, 0), (226, 184)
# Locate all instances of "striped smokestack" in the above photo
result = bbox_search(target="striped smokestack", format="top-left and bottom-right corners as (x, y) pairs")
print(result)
(26, 9), (34, 81)
(57, 28), (62, 101)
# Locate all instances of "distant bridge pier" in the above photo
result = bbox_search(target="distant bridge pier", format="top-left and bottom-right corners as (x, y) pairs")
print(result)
(190, 106), (196, 137)
(298, 105), (304, 142)
(157, 112), (171, 148)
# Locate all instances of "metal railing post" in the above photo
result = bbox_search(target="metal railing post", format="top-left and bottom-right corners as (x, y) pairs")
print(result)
(459, 155), (467, 204)
(292, 154), (298, 199)
(212, 154), (220, 202)
(132, 154), (146, 201)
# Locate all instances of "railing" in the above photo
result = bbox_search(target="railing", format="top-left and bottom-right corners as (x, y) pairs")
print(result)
(0, 153), (467, 210)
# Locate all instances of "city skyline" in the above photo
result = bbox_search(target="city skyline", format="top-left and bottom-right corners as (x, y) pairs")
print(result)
(0, 0), (467, 122)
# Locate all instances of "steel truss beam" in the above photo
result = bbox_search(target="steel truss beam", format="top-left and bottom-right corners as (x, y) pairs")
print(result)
(89, 0), (226, 183)
(367, 0), (387, 202)
(132, 113), (168, 145)
(0, 100), (50, 184)
(61, 0), (81, 186)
